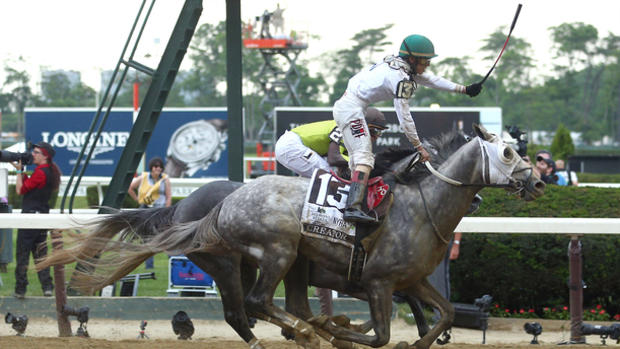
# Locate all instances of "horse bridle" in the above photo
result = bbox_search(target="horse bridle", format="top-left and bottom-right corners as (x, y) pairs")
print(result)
(407, 137), (535, 245)
(422, 138), (534, 194)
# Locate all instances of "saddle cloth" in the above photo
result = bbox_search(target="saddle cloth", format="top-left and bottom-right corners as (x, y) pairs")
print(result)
(300, 169), (390, 248)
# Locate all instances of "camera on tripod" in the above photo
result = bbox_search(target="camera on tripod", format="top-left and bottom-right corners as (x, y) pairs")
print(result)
(62, 305), (90, 337)
(523, 321), (543, 344)
(505, 125), (528, 158)
(0, 141), (33, 166)
(5, 312), (28, 336)
(581, 322), (620, 345)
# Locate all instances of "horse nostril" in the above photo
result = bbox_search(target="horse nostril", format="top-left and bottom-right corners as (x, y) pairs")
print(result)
(534, 181), (546, 191)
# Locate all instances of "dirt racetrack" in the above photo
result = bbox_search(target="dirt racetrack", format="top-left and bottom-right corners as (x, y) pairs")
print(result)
(0, 317), (612, 348)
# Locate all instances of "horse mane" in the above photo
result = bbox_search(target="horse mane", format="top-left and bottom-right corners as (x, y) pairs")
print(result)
(371, 130), (470, 183)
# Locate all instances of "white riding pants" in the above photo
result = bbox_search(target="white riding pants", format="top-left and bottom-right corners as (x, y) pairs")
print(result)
(274, 131), (331, 178)
(333, 94), (374, 169)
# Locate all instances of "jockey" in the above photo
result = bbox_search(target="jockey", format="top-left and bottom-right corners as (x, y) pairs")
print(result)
(275, 107), (387, 178)
(333, 34), (482, 223)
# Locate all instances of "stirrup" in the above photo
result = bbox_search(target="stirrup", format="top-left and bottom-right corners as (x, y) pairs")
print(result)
(343, 208), (377, 224)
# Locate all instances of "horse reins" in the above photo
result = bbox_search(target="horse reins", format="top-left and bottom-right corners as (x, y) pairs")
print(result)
(416, 183), (450, 245)
(413, 136), (533, 245)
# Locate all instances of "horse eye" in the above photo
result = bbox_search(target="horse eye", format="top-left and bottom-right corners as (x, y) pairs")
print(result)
(503, 147), (512, 159)
(499, 146), (514, 163)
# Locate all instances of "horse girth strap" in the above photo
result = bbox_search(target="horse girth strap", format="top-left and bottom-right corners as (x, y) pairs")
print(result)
(416, 183), (450, 245)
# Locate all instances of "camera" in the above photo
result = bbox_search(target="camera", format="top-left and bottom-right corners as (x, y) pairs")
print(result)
(524, 322), (543, 344)
(172, 310), (194, 340)
(0, 150), (33, 165)
(5, 312), (28, 336)
(0, 141), (34, 165)
(581, 323), (620, 345)
(474, 294), (493, 312)
(506, 125), (528, 158)
(63, 305), (90, 338)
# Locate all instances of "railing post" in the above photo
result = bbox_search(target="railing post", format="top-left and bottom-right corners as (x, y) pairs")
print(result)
(568, 234), (584, 343)
(51, 230), (72, 337)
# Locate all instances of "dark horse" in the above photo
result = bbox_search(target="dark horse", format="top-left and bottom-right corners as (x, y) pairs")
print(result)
(39, 125), (544, 349)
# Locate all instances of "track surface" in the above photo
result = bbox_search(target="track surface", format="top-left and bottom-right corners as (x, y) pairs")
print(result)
(0, 318), (612, 348)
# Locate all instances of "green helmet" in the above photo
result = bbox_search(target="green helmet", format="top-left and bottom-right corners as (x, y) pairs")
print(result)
(398, 34), (438, 59)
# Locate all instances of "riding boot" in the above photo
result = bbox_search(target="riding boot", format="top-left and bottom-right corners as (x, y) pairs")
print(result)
(343, 171), (377, 224)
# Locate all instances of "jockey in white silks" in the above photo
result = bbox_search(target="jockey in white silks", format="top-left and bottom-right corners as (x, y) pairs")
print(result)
(333, 34), (483, 223)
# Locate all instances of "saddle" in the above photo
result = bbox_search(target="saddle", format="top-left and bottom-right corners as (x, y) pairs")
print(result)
(329, 171), (392, 217)
(301, 169), (394, 282)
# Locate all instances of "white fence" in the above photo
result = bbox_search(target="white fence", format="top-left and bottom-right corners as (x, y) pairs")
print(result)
(1, 214), (619, 234)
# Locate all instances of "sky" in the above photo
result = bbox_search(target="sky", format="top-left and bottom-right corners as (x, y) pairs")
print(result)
(1, 0), (619, 93)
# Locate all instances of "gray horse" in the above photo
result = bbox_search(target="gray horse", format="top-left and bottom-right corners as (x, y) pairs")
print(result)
(151, 124), (544, 349)
(40, 125), (544, 348)
(39, 172), (432, 348)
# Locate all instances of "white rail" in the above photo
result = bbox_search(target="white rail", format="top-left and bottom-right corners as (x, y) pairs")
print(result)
(1, 214), (619, 233)
(8, 176), (229, 199)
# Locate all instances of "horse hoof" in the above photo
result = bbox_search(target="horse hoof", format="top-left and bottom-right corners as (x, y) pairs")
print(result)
(281, 328), (295, 341)
(248, 338), (265, 349)
(294, 333), (321, 349)
(331, 314), (352, 327)
(331, 339), (354, 349)
(307, 314), (330, 327)
(393, 341), (410, 349)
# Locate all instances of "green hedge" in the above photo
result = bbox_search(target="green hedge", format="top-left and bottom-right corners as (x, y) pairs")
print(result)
(85, 185), (183, 208)
(578, 172), (620, 183)
(452, 185), (620, 317)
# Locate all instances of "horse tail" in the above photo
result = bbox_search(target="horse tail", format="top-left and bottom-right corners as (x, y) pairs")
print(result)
(151, 201), (226, 255)
(35, 206), (177, 273)
(54, 203), (224, 294)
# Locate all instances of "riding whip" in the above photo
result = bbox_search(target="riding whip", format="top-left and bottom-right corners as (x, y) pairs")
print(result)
(479, 4), (523, 85)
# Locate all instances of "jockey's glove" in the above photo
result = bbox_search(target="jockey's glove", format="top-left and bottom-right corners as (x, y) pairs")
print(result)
(465, 83), (483, 97)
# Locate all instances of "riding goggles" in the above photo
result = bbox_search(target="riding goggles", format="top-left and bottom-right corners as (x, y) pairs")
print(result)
(369, 127), (383, 137)
(416, 58), (431, 67)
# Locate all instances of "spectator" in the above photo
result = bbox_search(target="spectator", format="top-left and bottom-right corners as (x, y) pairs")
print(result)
(555, 159), (578, 186)
(427, 232), (462, 318)
(426, 193), (481, 321)
(128, 156), (172, 269)
(275, 108), (387, 316)
(11, 142), (60, 299)
(535, 149), (552, 161)
(534, 153), (557, 184)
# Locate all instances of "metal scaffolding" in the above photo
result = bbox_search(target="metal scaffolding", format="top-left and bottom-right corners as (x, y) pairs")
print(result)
(244, 38), (308, 142)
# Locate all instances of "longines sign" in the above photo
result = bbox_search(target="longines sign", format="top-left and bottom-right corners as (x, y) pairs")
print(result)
(25, 108), (228, 178)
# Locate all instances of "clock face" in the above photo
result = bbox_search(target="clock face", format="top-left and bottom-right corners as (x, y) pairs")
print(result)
(169, 120), (220, 163)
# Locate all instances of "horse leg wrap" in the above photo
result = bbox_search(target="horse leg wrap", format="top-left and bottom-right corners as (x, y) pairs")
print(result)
(248, 338), (262, 349)
(293, 319), (312, 334)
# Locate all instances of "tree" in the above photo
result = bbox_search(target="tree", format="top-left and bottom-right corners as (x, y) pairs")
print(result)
(479, 28), (535, 104)
(549, 23), (606, 143)
(326, 25), (394, 103)
(412, 56), (483, 107)
(37, 71), (96, 107)
(550, 123), (575, 160)
(2, 57), (37, 136)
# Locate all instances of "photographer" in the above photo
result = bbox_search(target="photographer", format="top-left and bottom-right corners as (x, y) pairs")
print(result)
(11, 142), (60, 299)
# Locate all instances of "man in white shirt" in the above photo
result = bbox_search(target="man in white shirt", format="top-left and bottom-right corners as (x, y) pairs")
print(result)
(333, 34), (482, 223)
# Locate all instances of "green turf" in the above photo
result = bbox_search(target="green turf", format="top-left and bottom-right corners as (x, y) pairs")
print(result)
(0, 231), (307, 297)
(1, 190), (312, 298)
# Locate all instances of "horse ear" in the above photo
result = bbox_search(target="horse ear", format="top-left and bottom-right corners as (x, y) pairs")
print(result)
(472, 123), (492, 140)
